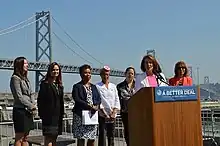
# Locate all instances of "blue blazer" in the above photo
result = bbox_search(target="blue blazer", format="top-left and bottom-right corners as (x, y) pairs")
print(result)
(72, 81), (101, 117)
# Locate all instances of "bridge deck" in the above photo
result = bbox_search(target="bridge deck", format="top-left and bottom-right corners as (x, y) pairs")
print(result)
(0, 59), (125, 76)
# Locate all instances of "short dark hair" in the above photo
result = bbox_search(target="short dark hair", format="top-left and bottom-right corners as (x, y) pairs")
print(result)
(79, 64), (92, 77)
(140, 54), (162, 73)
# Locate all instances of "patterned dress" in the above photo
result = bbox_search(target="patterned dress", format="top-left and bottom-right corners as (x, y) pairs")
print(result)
(72, 85), (98, 139)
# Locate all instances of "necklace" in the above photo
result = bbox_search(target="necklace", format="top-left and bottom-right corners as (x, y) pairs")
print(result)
(52, 82), (59, 95)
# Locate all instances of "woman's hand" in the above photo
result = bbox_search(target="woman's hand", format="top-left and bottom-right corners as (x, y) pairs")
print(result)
(92, 105), (99, 111)
(31, 104), (37, 111)
(32, 104), (37, 116)
(99, 108), (110, 119)
(32, 109), (38, 116)
(110, 109), (118, 119)
(88, 104), (99, 115)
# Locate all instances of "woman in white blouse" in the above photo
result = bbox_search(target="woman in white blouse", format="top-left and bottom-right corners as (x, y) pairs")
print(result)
(135, 54), (167, 92)
(96, 66), (120, 146)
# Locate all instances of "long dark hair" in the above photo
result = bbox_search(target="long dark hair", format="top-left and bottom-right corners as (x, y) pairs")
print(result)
(44, 62), (62, 86)
(12, 56), (28, 79)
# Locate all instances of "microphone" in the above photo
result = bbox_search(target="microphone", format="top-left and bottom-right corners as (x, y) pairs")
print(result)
(153, 71), (165, 81)
(153, 71), (170, 86)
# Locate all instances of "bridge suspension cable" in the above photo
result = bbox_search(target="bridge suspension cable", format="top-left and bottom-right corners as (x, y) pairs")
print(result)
(0, 14), (36, 33)
(51, 16), (104, 66)
(0, 13), (49, 36)
(156, 56), (168, 78)
(52, 32), (93, 65)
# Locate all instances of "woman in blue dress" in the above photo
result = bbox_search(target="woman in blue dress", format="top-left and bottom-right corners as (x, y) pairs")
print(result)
(72, 64), (101, 146)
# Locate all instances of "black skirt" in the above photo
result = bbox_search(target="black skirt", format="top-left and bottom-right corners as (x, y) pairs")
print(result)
(42, 115), (63, 136)
(13, 107), (34, 133)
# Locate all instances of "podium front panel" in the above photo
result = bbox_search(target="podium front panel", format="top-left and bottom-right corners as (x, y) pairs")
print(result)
(153, 86), (203, 146)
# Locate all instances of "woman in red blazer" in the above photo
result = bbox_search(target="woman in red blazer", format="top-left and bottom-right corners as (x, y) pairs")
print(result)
(169, 61), (193, 86)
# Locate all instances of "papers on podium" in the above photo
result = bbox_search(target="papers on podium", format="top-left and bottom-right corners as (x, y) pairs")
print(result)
(82, 110), (98, 125)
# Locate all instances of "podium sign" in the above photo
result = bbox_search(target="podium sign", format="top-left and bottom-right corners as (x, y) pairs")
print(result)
(155, 86), (198, 102)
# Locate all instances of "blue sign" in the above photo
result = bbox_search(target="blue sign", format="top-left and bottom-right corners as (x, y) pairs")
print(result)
(154, 86), (198, 102)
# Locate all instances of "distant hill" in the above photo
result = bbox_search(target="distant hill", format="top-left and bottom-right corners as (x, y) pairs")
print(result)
(200, 83), (220, 101)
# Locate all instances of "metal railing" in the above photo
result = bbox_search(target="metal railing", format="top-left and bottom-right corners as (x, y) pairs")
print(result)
(202, 109), (220, 138)
(201, 109), (220, 145)
(0, 115), (126, 146)
(2, 109), (220, 146)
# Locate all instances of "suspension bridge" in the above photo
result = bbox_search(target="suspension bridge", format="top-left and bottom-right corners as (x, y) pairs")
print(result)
(0, 10), (219, 146)
(0, 11), (127, 92)
(0, 10), (214, 99)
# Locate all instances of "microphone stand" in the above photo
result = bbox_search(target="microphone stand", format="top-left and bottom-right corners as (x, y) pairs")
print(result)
(158, 78), (170, 86)
(155, 74), (170, 86)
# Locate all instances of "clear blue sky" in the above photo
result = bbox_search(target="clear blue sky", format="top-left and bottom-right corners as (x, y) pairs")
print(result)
(0, 0), (220, 92)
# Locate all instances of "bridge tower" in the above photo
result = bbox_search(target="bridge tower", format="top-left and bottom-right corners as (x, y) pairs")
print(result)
(188, 66), (193, 79)
(146, 49), (156, 57)
(35, 11), (52, 92)
(204, 76), (211, 99)
(204, 76), (209, 84)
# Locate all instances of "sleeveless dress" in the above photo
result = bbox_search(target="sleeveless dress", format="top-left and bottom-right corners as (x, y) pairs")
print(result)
(72, 85), (98, 139)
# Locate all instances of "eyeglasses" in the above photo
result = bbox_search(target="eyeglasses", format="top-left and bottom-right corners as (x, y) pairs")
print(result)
(178, 66), (186, 70)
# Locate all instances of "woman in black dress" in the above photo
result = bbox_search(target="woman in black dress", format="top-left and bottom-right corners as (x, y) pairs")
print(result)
(37, 62), (64, 146)
(10, 56), (37, 146)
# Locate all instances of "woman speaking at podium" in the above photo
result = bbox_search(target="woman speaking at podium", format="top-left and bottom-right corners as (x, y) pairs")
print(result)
(135, 54), (167, 92)
(169, 61), (193, 86)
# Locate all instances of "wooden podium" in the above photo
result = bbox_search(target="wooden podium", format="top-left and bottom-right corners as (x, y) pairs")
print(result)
(128, 86), (203, 146)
